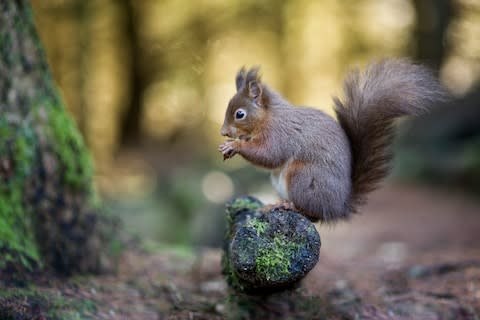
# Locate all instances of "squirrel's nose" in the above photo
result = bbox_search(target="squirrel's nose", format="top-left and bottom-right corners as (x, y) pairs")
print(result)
(221, 126), (229, 137)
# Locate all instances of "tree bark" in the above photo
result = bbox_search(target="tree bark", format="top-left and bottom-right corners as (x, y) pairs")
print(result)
(0, 0), (116, 275)
(412, 0), (455, 70)
(118, 0), (144, 147)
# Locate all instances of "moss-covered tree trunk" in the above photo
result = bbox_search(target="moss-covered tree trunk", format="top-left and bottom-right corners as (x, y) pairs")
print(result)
(0, 0), (115, 275)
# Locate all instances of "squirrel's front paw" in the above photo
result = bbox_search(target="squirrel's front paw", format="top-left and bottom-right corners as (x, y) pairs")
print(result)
(219, 140), (238, 160)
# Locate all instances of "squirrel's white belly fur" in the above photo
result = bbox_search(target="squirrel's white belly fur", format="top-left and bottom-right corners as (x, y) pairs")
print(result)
(270, 161), (290, 200)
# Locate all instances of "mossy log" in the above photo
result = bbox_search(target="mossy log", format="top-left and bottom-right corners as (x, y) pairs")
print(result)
(0, 1), (117, 275)
(222, 196), (321, 293)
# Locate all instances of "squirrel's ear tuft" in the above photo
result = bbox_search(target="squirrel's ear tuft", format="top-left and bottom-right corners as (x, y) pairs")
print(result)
(235, 67), (246, 91)
(245, 66), (261, 84)
(246, 67), (263, 106)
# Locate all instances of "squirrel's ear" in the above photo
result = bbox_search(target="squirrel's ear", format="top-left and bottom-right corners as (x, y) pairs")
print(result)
(235, 67), (246, 91)
(246, 67), (263, 106)
(248, 80), (263, 106)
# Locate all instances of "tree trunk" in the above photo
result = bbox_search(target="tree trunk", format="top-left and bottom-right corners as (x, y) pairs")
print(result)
(412, 0), (455, 70)
(118, 0), (144, 147)
(0, 0), (116, 275)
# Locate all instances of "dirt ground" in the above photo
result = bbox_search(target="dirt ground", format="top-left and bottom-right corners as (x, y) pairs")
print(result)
(1, 183), (480, 319)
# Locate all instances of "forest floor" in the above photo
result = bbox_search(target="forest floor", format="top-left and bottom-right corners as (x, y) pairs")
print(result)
(1, 184), (480, 319)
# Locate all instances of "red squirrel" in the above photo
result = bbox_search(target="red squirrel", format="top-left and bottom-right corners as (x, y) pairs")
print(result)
(219, 59), (445, 222)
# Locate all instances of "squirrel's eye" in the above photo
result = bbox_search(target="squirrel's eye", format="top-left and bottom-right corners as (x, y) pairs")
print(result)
(235, 109), (247, 120)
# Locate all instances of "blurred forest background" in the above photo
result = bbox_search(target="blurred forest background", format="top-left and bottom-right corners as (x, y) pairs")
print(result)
(29, 0), (480, 248)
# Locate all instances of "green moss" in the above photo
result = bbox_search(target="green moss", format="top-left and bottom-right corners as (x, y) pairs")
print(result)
(246, 219), (268, 236)
(255, 236), (299, 281)
(0, 119), (41, 270)
(47, 105), (94, 192)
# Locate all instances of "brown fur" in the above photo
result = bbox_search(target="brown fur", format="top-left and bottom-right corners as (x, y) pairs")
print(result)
(220, 59), (446, 222)
(333, 59), (447, 213)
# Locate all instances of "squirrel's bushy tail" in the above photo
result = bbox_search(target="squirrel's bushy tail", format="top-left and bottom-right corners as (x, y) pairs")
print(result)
(333, 59), (446, 213)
